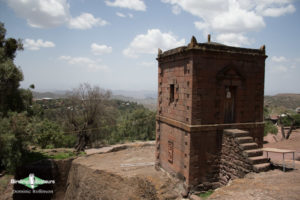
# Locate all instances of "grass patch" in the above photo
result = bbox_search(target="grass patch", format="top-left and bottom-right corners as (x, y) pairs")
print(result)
(23, 149), (85, 164)
(46, 151), (85, 159)
(197, 190), (214, 199)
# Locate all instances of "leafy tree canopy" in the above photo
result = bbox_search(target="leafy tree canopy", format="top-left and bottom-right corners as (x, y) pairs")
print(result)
(0, 22), (32, 116)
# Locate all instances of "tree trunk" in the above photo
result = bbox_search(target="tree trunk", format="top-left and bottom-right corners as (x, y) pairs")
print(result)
(286, 120), (296, 139)
(279, 116), (295, 140)
(75, 130), (89, 152)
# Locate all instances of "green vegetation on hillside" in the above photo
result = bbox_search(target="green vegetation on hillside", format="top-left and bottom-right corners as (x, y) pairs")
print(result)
(264, 94), (300, 115)
(0, 22), (33, 172)
(0, 22), (156, 173)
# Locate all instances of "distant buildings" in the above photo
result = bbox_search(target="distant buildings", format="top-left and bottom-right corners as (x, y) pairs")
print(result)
(33, 97), (53, 101)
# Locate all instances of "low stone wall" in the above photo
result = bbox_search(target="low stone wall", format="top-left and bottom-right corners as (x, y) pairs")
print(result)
(219, 132), (253, 185)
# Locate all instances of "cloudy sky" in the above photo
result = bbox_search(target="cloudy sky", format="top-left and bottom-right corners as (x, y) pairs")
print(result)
(0, 0), (299, 95)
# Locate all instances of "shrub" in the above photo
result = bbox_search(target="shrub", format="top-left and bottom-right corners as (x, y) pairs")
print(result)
(264, 121), (278, 136)
(0, 112), (29, 172)
(28, 119), (76, 148)
(280, 114), (300, 127)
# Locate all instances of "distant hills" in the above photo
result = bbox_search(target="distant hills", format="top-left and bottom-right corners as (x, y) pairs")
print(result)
(113, 90), (157, 99)
(264, 93), (300, 110)
(33, 90), (300, 113)
(32, 91), (68, 99)
(32, 90), (157, 111)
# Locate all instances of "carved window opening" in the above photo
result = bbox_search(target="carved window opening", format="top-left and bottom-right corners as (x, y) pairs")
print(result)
(168, 141), (174, 164)
(224, 86), (236, 123)
(170, 84), (175, 103)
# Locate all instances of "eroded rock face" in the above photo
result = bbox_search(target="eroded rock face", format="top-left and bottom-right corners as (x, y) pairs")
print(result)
(64, 163), (159, 200)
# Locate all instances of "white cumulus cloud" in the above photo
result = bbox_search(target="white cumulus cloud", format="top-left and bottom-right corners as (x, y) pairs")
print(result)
(5, 0), (108, 30)
(91, 43), (112, 55)
(59, 56), (108, 70)
(267, 55), (300, 74)
(172, 5), (181, 15)
(261, 4), (295, 17)
(216, 33), (252, 46)
(24, 39), (55, 50)
(68, 13), (108, 29)
(105, 0), (146, 11)
(271, 56), (287, 62)
(274, 65), (288, 72)
(123, 29), (185, 58)
(116, 12), (126, 18)
(116, 12), (133, 18)
(128, 13), (134, 18)
(162, 0), (296, 46)
(5, 0), (70, 28)
(211, 1), (265, 33)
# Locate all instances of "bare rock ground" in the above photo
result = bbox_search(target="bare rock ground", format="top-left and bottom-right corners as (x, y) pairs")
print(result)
(208, 165), (300, 200)
(208, 129), (300, 200)
(64, 142), (185, 200)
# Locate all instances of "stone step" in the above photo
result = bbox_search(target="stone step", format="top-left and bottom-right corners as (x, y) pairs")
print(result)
(248, 156), (269, 165)
(224, 129), (249, 137)
(253, 163), (270, 172)
(235, 136), (253, 144)
(239, 143), (258, 150)
(243, 149), (263, 157)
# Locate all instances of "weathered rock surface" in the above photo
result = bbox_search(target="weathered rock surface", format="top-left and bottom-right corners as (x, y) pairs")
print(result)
(208, 164), (300, 200)
(64, 144), (184, 200)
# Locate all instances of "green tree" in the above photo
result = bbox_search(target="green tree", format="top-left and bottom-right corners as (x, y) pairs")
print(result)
(0, 112), (29, 172)
(264, 121), (278, 136)
(263, 106), (278, 136)
(27, 118), (76, 148)
(117, 108), (155, 141)
(66, 83), (111, 152)
(0, 22), (33, 172)
(278, 114), (300, 139)
(0, 22), (32, 116)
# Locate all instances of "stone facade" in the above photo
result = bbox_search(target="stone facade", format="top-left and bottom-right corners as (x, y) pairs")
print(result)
(155, 36), (268, 192)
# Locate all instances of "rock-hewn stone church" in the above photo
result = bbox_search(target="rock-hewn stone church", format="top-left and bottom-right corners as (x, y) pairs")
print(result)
(155, 35), (269, 192)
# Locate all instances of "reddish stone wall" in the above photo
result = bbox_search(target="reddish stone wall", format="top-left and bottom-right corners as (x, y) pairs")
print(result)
(191, 52), (265, 125)
(157, 122), (190, 182)
(188, 130), (222, 188)
(158, 55), (193, 124)
(156, 40), (267, 192)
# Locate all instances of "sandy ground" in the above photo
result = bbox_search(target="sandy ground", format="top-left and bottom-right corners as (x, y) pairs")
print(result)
(263, 128), (300, 162)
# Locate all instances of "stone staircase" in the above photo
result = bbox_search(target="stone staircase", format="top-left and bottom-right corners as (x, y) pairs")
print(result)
(224, 129), (270, 172)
